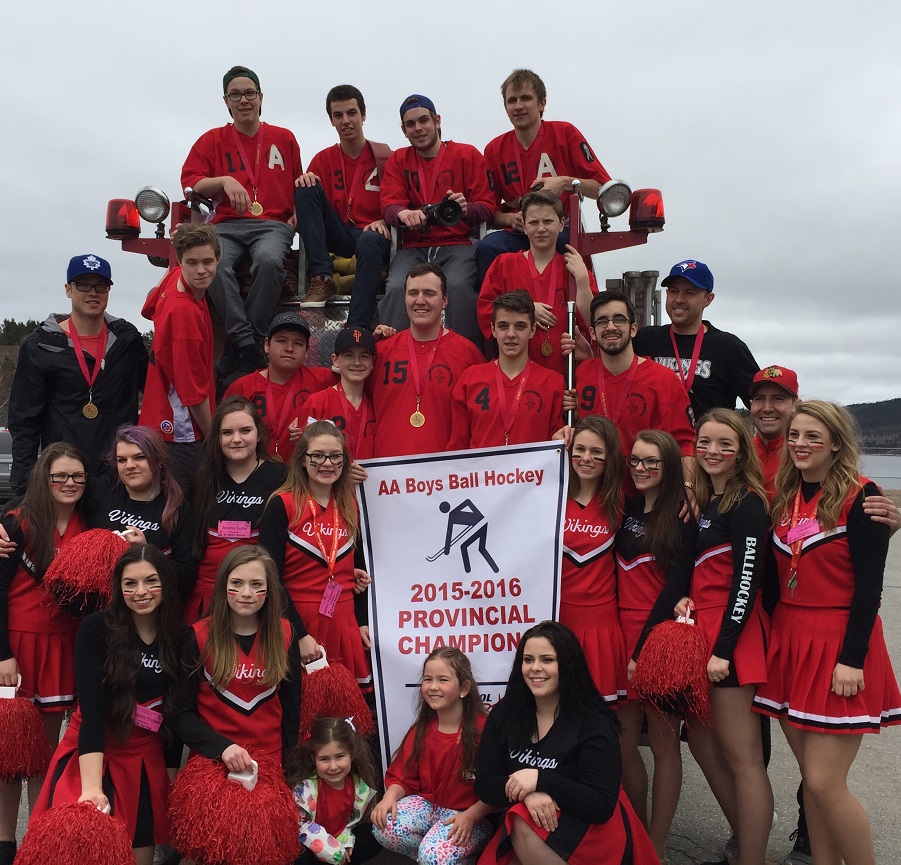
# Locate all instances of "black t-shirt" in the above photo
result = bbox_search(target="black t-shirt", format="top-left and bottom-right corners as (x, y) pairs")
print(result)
(632, 320), (758, 416)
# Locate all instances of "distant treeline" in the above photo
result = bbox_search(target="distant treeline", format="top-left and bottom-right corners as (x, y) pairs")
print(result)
(848, 399), (901, 450)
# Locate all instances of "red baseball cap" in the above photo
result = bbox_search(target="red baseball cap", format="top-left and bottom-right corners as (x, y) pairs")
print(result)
(750, 365), (799, 398)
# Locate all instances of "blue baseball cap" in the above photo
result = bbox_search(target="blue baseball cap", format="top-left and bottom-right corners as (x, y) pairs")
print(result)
(399, 94), (436, 118)
(67, 254), (113, 285)
(661, 260), (713, 292)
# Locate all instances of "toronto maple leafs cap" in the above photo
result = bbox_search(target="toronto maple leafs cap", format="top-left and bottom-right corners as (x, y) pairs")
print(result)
(67, 254), (113, 285)
(661, 259), (713, 292)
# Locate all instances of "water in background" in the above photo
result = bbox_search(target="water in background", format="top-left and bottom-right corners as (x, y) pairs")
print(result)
(861, 454), (901, 491)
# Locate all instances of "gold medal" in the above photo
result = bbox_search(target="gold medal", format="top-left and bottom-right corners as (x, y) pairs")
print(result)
(540, 338), (554, 357)
(410, 411), (426, 428)
(249, 200), (264, 216)
(82, 402), (99, 419)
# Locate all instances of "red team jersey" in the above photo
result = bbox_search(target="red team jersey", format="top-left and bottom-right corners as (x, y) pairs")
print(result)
(226, 367), (336, 462)
(575, 357), (695, 458)
(307, 142), (385, 227)
(483, 120), (610, 212)
(302, 385), (376, 461)
(139, 269), (216, 443)
(477, 251), (597, 376)
(754, 434), (783, 500)
(371, 329), (486, 458)
(448, 361), (564, 450)
(181, 122), (302, 224)
(192, 617), (292, 761)
(379, 142), (495, 248)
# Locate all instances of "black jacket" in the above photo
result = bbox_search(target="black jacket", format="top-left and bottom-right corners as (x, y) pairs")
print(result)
(9, 313), (148, 493)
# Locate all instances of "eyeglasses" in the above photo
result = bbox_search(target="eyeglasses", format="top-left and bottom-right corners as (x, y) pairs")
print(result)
(71, 281), (111, 294)
(571, 451), (606, 464)
(628, 456), (662, 471)
(49, 472), (88, 485)
(226, 89), (260, 102)
(592, 314), (631, 328)
(306, 452), (345, 468)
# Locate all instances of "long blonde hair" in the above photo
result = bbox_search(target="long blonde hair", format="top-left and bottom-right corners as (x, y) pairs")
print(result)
(772, 400), (862, 532)
(270, 421), (358, 539)
(201, 546), (289, 688)
(692, 408), (768, 513)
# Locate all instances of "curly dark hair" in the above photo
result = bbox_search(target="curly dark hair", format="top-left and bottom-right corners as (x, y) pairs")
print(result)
(103, 544), (183, 741)
(285, 717), (379, 791)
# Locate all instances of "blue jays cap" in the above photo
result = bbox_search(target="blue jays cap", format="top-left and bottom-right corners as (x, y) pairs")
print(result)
(400, 94), (436, 118)
(67, 254), (113, 285)
(661, 260), (714, 292)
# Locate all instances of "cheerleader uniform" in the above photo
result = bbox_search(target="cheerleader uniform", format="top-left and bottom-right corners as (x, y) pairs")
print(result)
(0, 511), (85, 712)
(258, 493), (371, 686)
(373, 716), (493, 864)
(754, 479), (901, 733)
(32, 612), (179, 847)
(176, 617), (300, 765)
(86, 480), (196, 598)
(560, 495), (626, 703)
(475, 700), (658, 865)
(615, 497), (697, 700)
(184, 460), (286, 622)
(690, 489), (769, 686)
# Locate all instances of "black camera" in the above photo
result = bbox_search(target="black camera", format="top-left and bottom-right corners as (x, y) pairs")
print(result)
(421, 195), (463, 227)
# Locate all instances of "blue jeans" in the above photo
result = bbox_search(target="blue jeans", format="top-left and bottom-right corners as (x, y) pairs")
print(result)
(207, 219), (295, 348)
(295, 183), (390, 329)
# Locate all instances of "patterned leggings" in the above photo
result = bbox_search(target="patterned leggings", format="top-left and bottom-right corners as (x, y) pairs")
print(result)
(371, 794), (493, 865)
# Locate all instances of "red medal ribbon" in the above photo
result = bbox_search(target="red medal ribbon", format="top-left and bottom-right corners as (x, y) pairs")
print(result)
(406, 329), (443, 413)
(669, 326), (705, 394)
(596, 356), (639, 424)
(265, 372), (301, 456)
(339, 145), (368, 223)
(525, 252), (561, 308)
(495, 361), (532, 445)
(68, 321), (108, 397)
(787, 483), (817, 595)
(416, 143), (448, 204)
(335, 382), (369, 458)
(229, 123), (265, 205)
(306, 497), (340, 579)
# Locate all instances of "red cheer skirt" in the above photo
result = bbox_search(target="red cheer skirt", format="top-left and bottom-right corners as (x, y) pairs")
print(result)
(559, 598), (627, 705)
(9, 629), (77, 713)
(32, 708), (171, 845)
(296, 595), (371, 686)
(754, 605), (901, 734)
(618, 608), (652, 701)
(478, 787), (659, 865)
(693, 600), (769, 687)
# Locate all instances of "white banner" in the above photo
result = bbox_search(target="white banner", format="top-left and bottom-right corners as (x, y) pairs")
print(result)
(358, 441), (566, 768)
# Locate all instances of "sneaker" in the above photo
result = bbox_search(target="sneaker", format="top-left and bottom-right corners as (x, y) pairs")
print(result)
(724, 834), (739, 863)
(785, 828), (813, 865)
(299, 275), (337, 307)
(214, 344), (239, 379)
(235, 344), (267, 375)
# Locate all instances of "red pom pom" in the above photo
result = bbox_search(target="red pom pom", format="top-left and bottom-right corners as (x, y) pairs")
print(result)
(44, 529), (130, 614)
(0, 697), (53, 781)
(633, 619), (712, 724)
(298, 662), (374, 740)
(16, 801), (136, 865)
(169, 753), (300, 865)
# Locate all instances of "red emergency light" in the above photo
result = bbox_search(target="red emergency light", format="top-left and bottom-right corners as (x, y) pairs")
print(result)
(629, 189), (665, 232)
(105, 199), (140, 240)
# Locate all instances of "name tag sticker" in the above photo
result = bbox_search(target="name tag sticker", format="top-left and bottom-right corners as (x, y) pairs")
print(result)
(319, 580), (342, 618)
(218, 520), (252, 539)
(787, 521), (820, 544)
(133, 705), (163, 732)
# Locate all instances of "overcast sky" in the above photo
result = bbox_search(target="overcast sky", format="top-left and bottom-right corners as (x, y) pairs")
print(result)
(6, 2), (899, 405)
